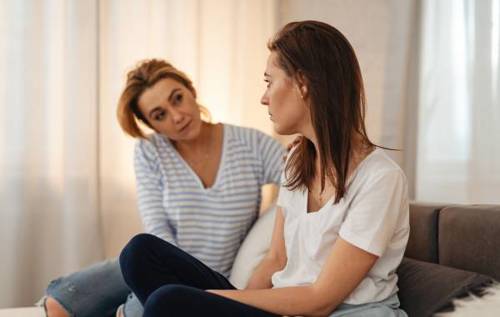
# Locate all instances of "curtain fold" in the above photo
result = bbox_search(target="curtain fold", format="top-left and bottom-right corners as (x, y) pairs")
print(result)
(0, 0), (103, 308)
(416, 0), (500, 204)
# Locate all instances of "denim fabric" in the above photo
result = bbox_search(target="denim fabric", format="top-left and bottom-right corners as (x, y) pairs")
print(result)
(45, 259), (143, 317)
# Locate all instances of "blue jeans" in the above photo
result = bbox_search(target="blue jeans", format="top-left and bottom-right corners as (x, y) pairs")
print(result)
(44, 259), (143, 317)
(120, 233), (408, 317)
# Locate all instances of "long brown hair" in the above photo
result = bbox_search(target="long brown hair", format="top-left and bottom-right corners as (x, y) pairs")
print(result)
(268, 21), (375, 203)
(117, 59), (210, 138)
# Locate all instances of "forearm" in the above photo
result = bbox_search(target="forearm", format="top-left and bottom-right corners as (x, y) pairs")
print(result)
(245, 256), (284, 289)
(209, 286), (335, 317)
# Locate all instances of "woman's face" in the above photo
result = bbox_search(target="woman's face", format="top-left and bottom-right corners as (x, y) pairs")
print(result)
(261, 52), (310, 135)
(138, 78), (202, 141)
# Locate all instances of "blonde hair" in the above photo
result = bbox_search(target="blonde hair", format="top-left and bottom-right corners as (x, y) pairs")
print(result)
(117, 59), (210, 138)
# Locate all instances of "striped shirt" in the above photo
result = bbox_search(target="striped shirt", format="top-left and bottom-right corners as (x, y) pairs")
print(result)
(134, 123), (284, 277)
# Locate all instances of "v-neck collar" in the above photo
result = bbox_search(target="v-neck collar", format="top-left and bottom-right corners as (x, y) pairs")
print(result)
(164, 124), (227, 192)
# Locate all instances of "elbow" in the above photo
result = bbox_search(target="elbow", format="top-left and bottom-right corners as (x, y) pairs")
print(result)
(306, 287), (340, 317)
(307, 302), (338, 317)
(314, 305), (338, 317)
(265, 250), (287, 270)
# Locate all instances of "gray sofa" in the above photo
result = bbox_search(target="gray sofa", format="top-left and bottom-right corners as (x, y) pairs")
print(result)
(397, 203), (500, 316)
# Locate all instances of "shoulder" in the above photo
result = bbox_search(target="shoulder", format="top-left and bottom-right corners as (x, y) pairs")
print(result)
(350, 148), (407, 195)
(225, 123), (266, 141)
(224, 123), (283, 151)
(364, 149), (406, 181)
(134, 133), (169, 160)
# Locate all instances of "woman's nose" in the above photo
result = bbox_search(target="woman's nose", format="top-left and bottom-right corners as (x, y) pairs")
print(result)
(170, 108), (184, 125)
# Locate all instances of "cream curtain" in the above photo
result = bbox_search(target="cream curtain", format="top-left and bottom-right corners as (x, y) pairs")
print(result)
(0, 0), (102, 307)
(416, 0), (500, 203)
(0, 0), (277, 308)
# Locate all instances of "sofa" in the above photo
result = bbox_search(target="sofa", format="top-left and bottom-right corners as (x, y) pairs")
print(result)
(2, 203), (499, 317)
(396, 203), (499, 316)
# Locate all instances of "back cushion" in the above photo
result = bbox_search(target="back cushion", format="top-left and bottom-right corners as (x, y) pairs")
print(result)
(405, 203), (443, 263)
(439, 205), (500, 281)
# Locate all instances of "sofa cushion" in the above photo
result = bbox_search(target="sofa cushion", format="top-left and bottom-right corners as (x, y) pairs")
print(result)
(229, 206), (276, 289)
(439, 205), (500, 281)
(405, 203), (444, 263)
(397, 257), (494, 317)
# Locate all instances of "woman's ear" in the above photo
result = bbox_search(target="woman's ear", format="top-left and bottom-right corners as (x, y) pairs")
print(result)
(294, 71), (308, 100)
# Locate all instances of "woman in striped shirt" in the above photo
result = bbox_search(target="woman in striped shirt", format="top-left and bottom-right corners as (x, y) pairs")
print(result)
(42, 59), (284, 317)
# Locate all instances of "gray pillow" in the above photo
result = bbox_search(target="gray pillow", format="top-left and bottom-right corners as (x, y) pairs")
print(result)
(397, 257), (495, 317)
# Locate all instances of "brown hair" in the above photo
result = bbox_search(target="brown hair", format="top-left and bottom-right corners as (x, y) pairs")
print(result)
(269, 21), (375, 203)
(117, 59), (209, 138)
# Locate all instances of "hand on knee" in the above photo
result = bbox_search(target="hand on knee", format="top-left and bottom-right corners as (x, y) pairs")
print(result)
(45, 297), (70, 317)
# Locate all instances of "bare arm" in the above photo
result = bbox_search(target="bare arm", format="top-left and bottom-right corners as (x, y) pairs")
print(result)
(245, 207), (287, 289)
(209, 238), (377, 316)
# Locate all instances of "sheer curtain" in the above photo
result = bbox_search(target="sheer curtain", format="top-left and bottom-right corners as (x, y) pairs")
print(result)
(0, 0), (276, 308)
(0, 0), (102, 308)
(416, 0), (500, 204)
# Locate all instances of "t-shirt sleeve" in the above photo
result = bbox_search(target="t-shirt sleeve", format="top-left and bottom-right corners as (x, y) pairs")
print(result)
(339, 169), (408, 256)
(134, 139), (177, 245)
(276, 171), (287, 208)
(276, 144), (297, 215)
(256, 131), (285, 185)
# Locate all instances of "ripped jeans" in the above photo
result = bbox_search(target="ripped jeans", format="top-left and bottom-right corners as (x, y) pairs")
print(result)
(43, 259), (143, 317)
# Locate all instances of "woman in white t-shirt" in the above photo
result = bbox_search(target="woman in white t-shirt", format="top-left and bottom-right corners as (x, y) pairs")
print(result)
(119, 20), (409, 316)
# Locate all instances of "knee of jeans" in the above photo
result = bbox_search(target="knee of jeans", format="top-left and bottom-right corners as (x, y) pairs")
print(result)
(44, 278), (75, 310)
(144, 285), (191, 315)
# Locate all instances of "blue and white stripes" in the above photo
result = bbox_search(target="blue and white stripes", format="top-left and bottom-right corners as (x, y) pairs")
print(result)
(134, 124), (284, 277)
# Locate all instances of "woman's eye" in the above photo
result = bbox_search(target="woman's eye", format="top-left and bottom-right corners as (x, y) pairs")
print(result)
(174, 94), (183, 104)
(264, 79), (271, 88)
(154, 111), (166, 121)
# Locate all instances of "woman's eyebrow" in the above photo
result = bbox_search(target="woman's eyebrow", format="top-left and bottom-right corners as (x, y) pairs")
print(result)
(168, 88), (181, 103)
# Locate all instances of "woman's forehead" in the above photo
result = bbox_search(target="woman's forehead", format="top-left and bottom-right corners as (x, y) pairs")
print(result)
(138, 78), (183, 109)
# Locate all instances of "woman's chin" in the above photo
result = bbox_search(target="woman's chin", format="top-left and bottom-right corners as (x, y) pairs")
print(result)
(273, 123), (295, 136)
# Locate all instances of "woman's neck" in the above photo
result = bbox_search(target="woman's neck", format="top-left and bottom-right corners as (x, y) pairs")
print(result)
(173, 122), (218, 155)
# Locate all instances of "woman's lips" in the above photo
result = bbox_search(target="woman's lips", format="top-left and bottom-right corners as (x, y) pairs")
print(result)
(179, 121), (191, 132)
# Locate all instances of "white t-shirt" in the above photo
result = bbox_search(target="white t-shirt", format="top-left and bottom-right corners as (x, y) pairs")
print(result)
(271, 148), (409, 305)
